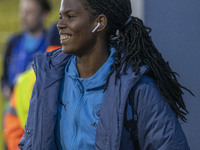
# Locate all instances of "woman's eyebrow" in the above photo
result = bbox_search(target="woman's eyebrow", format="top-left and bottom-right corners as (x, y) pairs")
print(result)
(60, 9), (79, 15)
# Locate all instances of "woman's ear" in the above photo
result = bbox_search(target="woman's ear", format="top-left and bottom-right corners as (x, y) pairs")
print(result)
(92, 14), (107, 33)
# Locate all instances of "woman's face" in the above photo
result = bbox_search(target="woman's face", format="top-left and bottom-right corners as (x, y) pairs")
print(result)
(57, 0), (97, 56)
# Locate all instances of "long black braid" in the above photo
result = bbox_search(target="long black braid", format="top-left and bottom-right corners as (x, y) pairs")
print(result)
(83, 0), (194, 121)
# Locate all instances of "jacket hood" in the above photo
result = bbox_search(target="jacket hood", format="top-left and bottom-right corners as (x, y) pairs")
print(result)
(32, 49), (71, 88)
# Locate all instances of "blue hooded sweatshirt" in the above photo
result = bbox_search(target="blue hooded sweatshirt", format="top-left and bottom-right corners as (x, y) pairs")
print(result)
(56, 46), (115, 149)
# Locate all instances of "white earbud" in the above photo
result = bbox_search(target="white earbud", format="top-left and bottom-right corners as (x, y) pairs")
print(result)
(92, 22), (101, 33)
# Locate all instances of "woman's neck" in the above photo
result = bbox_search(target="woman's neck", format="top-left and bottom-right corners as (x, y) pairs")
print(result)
(76, 43), (110, 79)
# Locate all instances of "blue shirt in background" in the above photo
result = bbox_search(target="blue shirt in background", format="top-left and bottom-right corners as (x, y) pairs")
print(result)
(7, 32), (47, 87)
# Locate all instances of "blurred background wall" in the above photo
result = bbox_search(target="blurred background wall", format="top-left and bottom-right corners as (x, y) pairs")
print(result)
(132, 0), (200, 149)
(144, 0), (200, 149)
(0, 0), (60, 149)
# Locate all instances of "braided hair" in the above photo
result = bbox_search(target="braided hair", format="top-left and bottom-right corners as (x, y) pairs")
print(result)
(82, 0), (193, 121)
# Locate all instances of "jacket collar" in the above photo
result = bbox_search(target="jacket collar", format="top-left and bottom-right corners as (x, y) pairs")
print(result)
(45, 50), (72, 88)
(33, 49), (71, 88)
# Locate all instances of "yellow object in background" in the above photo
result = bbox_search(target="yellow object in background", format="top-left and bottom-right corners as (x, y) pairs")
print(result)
(15, 69), (36, 128)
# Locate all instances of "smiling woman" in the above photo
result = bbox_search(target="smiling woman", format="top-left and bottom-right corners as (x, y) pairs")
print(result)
(57, 0), (109, 79)
(18, 0), (192, 149)
(58, 0), (107, 59)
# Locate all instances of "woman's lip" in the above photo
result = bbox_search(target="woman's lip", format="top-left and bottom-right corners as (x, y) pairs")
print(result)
(60, 39), (69, 45)
(60, 36), (72, 45)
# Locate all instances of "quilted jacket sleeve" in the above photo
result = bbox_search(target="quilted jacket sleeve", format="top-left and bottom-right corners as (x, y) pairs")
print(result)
(133, 79), (190, 150)
(18, 85), (37, 150)
(18, 64), (38, 150)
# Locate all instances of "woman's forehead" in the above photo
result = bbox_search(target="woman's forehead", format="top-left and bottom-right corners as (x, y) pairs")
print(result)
(60, 0), (89, 13)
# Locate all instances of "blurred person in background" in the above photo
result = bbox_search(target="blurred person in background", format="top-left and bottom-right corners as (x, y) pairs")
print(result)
(1, 0), (51, 100)
(1, 0), (51, 149)
(46, 22), (61, 52)
(3, 22), (61, 150)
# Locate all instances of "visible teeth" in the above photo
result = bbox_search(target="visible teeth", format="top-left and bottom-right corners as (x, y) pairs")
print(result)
(60, 35), (71, 40)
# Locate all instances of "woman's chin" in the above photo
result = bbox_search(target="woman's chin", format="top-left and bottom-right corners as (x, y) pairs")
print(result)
(61, 46), (72, 54)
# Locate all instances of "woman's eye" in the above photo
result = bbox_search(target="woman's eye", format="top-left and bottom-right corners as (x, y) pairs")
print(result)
(59, 15), (62, 20)
(68, 15), (75, 19)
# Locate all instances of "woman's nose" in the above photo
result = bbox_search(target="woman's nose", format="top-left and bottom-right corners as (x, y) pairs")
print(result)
(57, 20), (66, 31)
